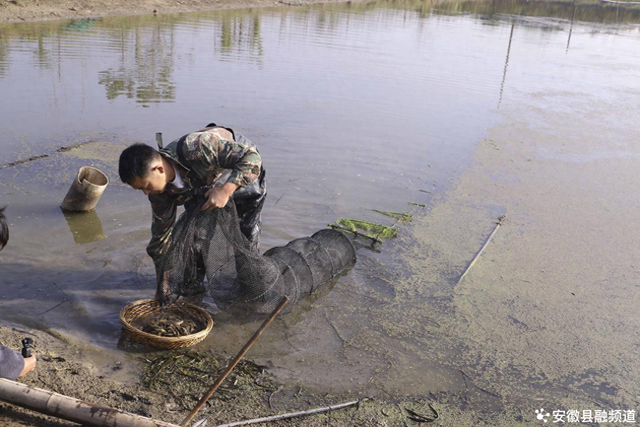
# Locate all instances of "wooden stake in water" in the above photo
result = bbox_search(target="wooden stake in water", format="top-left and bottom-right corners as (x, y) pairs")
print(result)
(181, 297), (290, 427)
(456, 215), (506, 286)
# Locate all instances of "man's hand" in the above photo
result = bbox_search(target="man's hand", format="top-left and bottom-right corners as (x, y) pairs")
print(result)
(200, 182), (239, 211)
(19, 355), (36, 377)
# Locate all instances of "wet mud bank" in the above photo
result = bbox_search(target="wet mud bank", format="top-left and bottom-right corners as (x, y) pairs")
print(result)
(0, 323), (469, 427)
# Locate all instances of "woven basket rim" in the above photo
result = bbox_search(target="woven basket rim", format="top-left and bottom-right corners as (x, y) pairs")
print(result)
(119, 299), (214, 347)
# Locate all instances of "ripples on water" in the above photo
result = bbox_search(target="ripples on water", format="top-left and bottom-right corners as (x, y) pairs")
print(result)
(0, 0), (639, 415)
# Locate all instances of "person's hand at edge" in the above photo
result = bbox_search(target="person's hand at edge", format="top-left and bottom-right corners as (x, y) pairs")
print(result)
(200, 182), (239, 211)
(19, 355), (36, 377)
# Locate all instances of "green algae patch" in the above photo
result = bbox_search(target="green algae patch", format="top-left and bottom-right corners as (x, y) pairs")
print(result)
(333, 217), (398, 241)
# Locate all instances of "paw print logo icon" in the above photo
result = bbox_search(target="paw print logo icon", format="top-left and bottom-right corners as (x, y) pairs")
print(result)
(535, 408), (550, 423)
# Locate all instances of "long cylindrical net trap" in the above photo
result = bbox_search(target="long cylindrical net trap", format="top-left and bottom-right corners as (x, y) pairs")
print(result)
(159, 201), (357, 314)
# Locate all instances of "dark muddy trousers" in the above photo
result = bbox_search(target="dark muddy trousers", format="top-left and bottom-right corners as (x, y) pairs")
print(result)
(233, 168), (267, 252)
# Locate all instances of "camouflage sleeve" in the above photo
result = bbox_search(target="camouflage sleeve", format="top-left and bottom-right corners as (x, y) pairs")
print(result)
(146, 193), (176, 269)
(183, 132), (262, 188)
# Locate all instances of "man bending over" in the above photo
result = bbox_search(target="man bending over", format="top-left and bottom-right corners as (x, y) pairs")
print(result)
(118, 124), (266, 304)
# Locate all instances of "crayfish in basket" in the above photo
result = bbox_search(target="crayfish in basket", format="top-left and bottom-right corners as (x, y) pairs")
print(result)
(140, 311), (200, 337)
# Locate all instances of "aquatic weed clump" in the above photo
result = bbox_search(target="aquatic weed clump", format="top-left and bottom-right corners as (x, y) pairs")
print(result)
(142, 351), (278, 410)
(330, 203), (424, 243)
(333, 217), (398, 241)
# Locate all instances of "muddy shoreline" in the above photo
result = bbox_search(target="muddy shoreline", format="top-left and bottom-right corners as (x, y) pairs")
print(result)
(0, 0), (358, 24)
(0, 323), (465, 427)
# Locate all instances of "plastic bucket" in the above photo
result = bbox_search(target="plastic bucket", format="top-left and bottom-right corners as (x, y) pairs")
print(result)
(60, 167), (109, 212)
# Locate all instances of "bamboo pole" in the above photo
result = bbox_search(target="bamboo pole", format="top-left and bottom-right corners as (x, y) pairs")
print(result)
(180, 297), (290, 427)
(0, 379), (179, 427)
(214, 399), (361, 427)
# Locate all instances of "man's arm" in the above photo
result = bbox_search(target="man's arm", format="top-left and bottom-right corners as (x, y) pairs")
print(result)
(0, 345), (35, 380)
(182, 132), (262, 211)
(201, 182), (239, 211)
(146, 193), (177, 303)
(20, 355), (36, 377)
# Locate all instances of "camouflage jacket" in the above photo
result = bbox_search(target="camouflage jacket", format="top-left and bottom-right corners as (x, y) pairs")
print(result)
(146, 126), (262, 266)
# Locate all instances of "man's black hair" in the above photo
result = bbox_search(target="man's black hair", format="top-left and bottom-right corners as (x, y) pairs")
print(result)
(118, 143), (161, 185)
(0, 206), (8, 251)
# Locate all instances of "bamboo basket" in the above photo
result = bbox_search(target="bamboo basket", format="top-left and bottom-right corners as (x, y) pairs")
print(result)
(119, 299), (214, 350)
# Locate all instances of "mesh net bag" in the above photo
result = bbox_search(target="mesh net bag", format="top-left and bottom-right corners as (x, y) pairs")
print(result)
(158, 200), (357, 314)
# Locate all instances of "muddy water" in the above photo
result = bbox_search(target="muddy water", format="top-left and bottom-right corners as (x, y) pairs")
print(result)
(1, 0), (640, 423)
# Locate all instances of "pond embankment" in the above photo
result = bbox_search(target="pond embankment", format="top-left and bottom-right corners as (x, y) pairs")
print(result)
(0, 0), (357, 23)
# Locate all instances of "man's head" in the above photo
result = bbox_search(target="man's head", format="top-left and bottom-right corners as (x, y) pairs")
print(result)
(119, 144), (170, 195)
(0, 206), (8, 251)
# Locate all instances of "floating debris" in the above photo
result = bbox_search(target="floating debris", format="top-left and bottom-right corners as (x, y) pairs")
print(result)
(328, 224), (383, 244)
(408, 202), (426, 208)
(372, 209), (413, 223)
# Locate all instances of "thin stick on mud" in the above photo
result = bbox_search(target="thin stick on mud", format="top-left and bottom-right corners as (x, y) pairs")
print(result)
(456, 215), (506, 286)
(214, 399), (362, 427)
(180, 297), (290, 427)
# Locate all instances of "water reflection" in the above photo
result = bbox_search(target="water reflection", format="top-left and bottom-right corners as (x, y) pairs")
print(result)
(0, 0), (638, 105)
(498, 21), (515, 108)
(218, 14), (264, 63)
(62, 208), (107, 244)
(0, 42), (7, 78)
(97, 25), (177, 103)
(566, 3), (577, 53)
(63, 18), (97, 33)
(390, 0), (640, 24)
